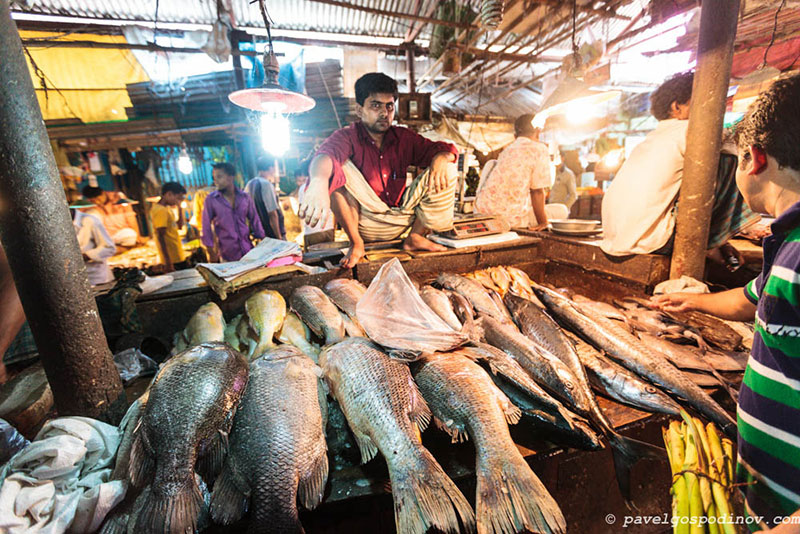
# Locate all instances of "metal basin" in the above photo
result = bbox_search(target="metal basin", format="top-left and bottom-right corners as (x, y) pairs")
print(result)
(549, 219), (601, 232)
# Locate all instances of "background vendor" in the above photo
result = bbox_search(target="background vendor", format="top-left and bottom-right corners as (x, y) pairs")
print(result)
(601, 72), (759, 261)
(151, 182), (189, 272)
(81, 185), (141, 247)
(299, 72), (458, 268)
(475, 113), (552, 230)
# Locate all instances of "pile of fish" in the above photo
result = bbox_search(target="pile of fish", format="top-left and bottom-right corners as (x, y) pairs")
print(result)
(99, 262), (748, 534)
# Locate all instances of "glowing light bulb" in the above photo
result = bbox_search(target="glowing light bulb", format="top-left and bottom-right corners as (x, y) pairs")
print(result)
(178, 147), (193, 175)
(261, 111), (291, 156)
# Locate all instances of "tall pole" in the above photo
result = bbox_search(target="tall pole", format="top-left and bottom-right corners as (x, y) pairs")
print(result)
(669, 0), (740, 280)
(0, 2), (125, 423)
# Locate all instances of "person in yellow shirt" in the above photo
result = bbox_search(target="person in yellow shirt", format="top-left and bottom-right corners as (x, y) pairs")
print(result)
(151, 182), (188, 272)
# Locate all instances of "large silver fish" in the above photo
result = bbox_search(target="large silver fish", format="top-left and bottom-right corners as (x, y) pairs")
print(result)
(504, 293), (663, 499)
(323, 278), (367, 320)
(210, 346), (327, 533)
(532, 284), (737, 439)
(568, 334), (681, 416)
(415, 351), (566, 534)
(479, 314), (585, 410)
(320, 338), (475, 534)
(420, 285), (463, 331)
(128, 343), (249, 534)
(175, 302), (226, 352)
(290, 285), (345, 345)
(437, 273), (509, 322)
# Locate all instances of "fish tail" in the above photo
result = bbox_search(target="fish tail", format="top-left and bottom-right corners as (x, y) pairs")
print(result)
(390, 451), (476, 534)
(607, 430), (664, 502)
(133, 478), (204, 534)
(128, 430), (155, 488)
(209, 463), (249, 525)
(476, 452), (566, 534)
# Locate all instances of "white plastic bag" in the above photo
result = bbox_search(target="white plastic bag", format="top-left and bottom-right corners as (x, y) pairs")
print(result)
(356, 259), (468, 360)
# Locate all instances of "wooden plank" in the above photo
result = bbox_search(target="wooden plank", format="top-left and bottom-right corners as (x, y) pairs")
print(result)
(528, 231), (671, 291)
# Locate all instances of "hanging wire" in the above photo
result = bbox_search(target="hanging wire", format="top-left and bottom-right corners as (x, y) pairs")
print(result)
(257, 0), (275, 55)
(761, 0), (787, 69)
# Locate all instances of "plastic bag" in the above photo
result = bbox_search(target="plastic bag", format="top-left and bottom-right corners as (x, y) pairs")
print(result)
(0, 419), (29, 466)
(113, 348), (158, 385)
(356, 258), (468, 360)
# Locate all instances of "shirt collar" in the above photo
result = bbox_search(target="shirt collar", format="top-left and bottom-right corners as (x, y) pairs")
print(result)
(771, 200), (800, 235)
(356, 121), (398, 148)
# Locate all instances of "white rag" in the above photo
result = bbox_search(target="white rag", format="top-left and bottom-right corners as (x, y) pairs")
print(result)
(0, 417), (126, 534)
(653, 275), (710, 295)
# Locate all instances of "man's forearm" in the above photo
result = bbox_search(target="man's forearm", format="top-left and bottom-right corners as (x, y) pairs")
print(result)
(531, 188), (547, 226)
(309, 154), (334, 182)
(268, 210), (282, 239)
(692, 288), (756, 321)
(156, 231), (173, 268)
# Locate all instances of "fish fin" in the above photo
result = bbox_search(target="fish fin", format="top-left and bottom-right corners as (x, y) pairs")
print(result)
(408, 384), (432, 433)
(132, 476), (205, 534)
(353, 430), (379, 464)
(209, 462), (250, 525)
(390, 450), (476, 534)
(298, 444), (329, 511)
(196, 428), (229, 484)
(503, 402), (522, 426)
(476, 453), (566, 534)
(434, 417), (469, 444)
(128, 427), (155, 488)
(607, 431), (664, 502)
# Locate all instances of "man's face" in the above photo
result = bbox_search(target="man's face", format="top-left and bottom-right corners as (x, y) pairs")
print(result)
(358, 93), (395, 134)
(213, 169), (234, 191)
(671, 99), (692, 120)
(295, 174), (308, 188)
(163, 191), (185, 207)
(89, 192), (106, 206)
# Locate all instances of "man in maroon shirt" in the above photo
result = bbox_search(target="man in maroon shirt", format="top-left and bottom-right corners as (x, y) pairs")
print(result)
(299, 73), (459, 267)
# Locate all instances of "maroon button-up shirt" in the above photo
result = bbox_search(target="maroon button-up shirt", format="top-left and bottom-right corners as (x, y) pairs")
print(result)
(316, 122), (458, 207)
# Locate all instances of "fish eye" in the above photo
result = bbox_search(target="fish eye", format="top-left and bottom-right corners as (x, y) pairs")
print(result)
(565, 382), (575, 390)
(645, 386), (657, 393)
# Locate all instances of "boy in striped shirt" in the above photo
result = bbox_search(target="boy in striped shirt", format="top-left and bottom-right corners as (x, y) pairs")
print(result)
(652, 74), (800, 532)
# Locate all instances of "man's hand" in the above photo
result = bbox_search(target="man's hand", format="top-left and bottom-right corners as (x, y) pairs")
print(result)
(649, 293), (700, 313)
(208, 248), (220, 263)
(528, 222), (549, 231)
(429, 152), (455, 194)
(299, 176), (332, 227)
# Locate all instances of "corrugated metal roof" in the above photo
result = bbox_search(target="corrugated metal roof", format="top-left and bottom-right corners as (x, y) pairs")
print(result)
(13, 0), (444, 39)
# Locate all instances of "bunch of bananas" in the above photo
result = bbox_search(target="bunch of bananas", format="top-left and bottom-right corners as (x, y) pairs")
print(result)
(663, 410), (737, 534)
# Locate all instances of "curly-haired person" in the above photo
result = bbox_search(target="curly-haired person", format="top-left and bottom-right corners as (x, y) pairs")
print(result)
(652, 74), (800, 533)
(601, 71), (760, 262)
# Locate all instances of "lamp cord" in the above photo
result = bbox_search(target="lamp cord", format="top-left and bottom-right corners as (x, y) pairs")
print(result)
(762, 0), (786, 69)
(258, 0), (274, 55)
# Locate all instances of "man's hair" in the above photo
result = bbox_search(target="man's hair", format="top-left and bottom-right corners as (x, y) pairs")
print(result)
(161, 182), (187, 196)
(81, 185), (104, 199)
(256, 156), (272, 172)
(212, 162), (237, 177)
(650, 71), (694, 121)
(355, 73), (398, 106)
(514, 114), (538, 137)
(735, 74), (800, 171)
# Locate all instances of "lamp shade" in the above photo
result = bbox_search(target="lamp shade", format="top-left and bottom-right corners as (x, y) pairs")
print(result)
(228, 86), (316, 114)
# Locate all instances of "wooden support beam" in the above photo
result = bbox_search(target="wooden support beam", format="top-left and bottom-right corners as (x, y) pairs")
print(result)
(669, 0), (740, 279)
(305, 0), (475, 30)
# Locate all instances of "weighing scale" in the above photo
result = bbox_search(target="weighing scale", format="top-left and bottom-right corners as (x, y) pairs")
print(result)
(438, 215), (510, 240)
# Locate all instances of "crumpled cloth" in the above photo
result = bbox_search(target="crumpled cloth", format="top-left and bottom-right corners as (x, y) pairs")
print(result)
(0, 417), (126, 534)
(653, 275), (710, 295)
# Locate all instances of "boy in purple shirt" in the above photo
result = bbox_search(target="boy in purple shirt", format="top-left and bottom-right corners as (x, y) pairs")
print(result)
(201, 162), (265, 262)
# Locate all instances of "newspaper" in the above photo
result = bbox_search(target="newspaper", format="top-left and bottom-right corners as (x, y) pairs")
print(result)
(197, 238), (302, 281)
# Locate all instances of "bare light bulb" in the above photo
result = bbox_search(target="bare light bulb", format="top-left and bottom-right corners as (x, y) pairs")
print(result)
(261, 110), (291, 156)
(178, 147), (193, 175)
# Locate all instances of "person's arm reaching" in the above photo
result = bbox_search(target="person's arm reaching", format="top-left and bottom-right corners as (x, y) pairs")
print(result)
(649, 287), (757, 321)
(301, 129), (354, 226)
(201, 201), (220, 263)
(566, 171), (578, 208)
(156, 227), (174, 272)
(247, 197), (265, 240)
(530, 188), (548, 230)
(267, 210), (282, 240)
(86, 218), (117, 262)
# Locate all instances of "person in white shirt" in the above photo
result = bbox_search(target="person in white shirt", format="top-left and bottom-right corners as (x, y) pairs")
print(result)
(549, 156), (577, 209)
(71, 208), (116, 285)
(245, 157), (286, 241)
(601, 72), (759, 260)
(475, 114), (552, 230)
